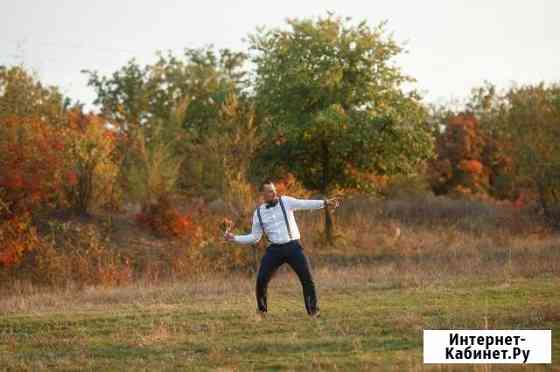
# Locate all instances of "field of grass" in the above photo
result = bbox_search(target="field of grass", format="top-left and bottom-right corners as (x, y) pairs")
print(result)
(1, 265), (558, 371)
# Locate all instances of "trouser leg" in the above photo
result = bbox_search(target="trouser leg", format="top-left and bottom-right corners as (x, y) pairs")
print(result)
(285, 241), (318, 315)
(255, 247), (283, 313)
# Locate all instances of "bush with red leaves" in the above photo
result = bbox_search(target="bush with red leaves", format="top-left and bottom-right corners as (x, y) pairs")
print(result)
(135, 195), (197, 239)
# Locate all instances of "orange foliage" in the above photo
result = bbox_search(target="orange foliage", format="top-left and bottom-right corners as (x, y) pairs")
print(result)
(0, 115), (67, 218)
(459, 160), (483, 174)
(0, 109), (118, 267)
(63, 109), (120, 213)
(0, 115), (69, 267)
(0, 214), (39, 268)
(135, 195), (200, 239)
(430, 113), (490, 195)
(67, 108), (107, 131)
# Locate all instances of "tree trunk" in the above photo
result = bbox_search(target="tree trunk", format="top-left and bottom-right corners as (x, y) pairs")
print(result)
(324, 205), (334, 244)
(321, 139), (334, 244)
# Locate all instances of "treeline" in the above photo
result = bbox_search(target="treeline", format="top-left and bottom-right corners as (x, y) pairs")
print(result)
(1, 14), (559, 282)
(429, 83), (560, 219)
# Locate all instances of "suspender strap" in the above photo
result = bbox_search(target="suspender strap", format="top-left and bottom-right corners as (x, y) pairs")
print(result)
(278, 196), (293, 240)
(256, 206), (269, 243)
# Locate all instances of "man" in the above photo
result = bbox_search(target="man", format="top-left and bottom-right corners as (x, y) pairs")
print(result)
(224, 180), (339, 319)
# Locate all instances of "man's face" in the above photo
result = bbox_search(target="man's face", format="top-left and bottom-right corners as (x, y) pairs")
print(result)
(261, 184), (277, 203)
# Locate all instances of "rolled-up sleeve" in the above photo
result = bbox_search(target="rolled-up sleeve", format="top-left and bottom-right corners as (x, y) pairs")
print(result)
(233, 211), (263, 245)
(284, 196), (325, 211)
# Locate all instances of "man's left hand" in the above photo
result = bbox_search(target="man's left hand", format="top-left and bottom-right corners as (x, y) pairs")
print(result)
(224, 232), (235, 242)
(325, 198), (341, 209)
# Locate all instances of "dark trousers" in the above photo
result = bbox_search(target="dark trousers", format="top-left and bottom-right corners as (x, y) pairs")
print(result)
(256, 240), (318, 315)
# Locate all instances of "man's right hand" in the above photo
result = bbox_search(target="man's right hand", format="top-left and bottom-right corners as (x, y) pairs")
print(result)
(224, 232), (235, 242)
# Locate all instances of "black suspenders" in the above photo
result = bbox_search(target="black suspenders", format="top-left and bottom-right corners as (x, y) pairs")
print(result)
(278, 197), (293, 240)
(256, 206), (268, 243)
(256, 196), (293, 242)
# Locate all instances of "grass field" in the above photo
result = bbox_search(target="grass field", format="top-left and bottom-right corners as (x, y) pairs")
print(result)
(1, 265), (558, 371)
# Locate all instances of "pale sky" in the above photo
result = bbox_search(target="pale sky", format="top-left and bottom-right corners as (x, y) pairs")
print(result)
(2, 0), (559, 109)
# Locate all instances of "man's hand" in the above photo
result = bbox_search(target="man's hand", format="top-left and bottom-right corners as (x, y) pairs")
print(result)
(221, 218), (235, 242)
(224, 232), (235, 242)
(325, 198), (341, 209)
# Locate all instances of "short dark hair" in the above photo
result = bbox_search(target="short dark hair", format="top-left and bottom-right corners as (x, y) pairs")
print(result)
(260, 179), (276, 191)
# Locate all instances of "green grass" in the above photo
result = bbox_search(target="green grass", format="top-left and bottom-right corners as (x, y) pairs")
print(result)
(1, 271), (558, 371)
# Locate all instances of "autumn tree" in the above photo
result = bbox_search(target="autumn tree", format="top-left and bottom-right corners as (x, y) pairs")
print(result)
(64, 109), (119, 214)
(471, 83), (560, 224)
(429, 113), (491, 196)
(84, 48), (252, 195)
(0, 66), (70, 268)
(127, 101), (199, 239)
(250, 14), (434, 241)
(464, 84), (516, 200)
(0, 66), (69, 219)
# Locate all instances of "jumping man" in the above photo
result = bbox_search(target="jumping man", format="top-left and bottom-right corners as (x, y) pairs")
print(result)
(224, 180), (339, 319)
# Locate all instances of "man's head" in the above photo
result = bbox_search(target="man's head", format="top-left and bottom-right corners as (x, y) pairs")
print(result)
(260, 180), (278, 203)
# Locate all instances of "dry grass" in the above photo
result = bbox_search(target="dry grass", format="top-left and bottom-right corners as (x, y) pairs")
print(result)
(296, 195), (559, 278)
(1, 195), (558, 293)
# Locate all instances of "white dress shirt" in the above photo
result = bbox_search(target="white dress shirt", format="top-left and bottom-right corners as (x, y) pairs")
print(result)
(233, 196), (325, 245)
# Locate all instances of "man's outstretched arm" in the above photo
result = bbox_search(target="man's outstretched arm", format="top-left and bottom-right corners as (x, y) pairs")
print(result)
(225, 210), (263, 245)
(283, 196), (339, 211)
